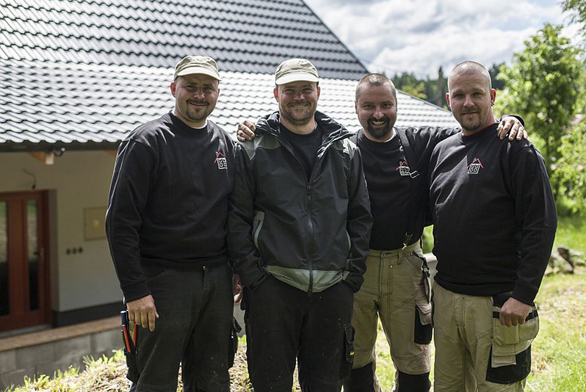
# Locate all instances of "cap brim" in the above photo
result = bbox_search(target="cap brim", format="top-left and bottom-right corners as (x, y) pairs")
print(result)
(275, 72), (319, 85)
(175, 67), (221, 81)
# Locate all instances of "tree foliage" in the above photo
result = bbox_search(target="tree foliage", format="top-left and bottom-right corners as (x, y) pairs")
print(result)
(562, 0), (586, 43)
(496, 24), (583, 199)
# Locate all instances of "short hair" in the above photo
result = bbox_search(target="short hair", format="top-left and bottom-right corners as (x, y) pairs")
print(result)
(355, 73), (397, 102)
(448, 61), (492, 90)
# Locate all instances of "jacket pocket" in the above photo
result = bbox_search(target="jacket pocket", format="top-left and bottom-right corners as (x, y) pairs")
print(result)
(486, 295), (539, 384)
(252, 210), (265, 249)
(340, 324), (355, 379)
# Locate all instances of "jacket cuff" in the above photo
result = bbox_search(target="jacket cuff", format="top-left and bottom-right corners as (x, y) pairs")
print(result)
(344, 272), (364, 293)
(122, 281), (151, 303)
(234, 257), (268, 291)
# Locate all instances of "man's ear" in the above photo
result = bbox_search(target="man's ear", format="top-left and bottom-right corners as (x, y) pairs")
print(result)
(273, 87), (279, 102)
(490, 88), (496, 106)
(170, 82), (176, 97)
(445, 92), (451, 107)
(316, 86), (321, 99)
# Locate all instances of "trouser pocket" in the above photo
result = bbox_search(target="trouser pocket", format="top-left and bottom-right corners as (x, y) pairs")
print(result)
(486, 293), (539, 384)
(340, 324), (355, 379)
(414, 301), (433, 344)
(414, 254), (432, 345)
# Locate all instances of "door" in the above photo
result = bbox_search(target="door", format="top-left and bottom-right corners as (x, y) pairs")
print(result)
(0, 191), (51, 332)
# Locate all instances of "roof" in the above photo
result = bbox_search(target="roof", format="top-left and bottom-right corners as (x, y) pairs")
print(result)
(0, 0), (458, 152)
(1, 0), (366, 79)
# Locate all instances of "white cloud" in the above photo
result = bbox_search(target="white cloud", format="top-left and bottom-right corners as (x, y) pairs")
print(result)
(304, 0), (577, 77)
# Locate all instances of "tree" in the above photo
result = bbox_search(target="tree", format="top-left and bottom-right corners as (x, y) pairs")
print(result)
(392, 72), (426, 99)
(562, 0), (586, 44)
(496, 24), (583, 199)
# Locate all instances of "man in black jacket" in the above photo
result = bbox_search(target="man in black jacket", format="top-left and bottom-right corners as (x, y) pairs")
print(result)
(429, 61), (556, 391)
(106, 56), (236, 392)
(227, 58), (372, 392)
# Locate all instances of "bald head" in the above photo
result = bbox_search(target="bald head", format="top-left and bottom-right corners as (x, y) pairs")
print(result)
(446, 61), (496, 134)
(448, 61), (492, 92)
(355, 73), (397, 102)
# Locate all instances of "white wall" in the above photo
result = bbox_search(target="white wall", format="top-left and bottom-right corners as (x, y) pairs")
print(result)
(0, 150), (122, 312)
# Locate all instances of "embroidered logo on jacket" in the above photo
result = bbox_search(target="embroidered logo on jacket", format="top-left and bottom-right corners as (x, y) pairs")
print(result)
(214, 152), (228, 170)
(396, 160), (411, 177)
(467, 158), (484, 174)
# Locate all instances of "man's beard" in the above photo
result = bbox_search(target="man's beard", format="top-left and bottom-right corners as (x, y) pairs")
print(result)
(367, 117), (392, 140)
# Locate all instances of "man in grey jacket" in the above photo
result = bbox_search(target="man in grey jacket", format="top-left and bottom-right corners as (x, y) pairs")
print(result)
(227, 58), (372, 392)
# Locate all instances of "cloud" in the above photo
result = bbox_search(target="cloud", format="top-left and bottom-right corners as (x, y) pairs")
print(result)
(304, 0), (573, 77)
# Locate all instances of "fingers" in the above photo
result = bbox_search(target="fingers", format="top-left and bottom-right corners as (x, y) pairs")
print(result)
(127, 295), (158, 331)
(236, 121), (256, 142)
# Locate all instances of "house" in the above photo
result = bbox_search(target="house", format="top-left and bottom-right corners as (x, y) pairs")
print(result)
(0, 0), (457, 386)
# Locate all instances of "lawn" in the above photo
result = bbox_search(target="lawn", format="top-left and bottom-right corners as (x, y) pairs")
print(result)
(6, 216), (586, 392)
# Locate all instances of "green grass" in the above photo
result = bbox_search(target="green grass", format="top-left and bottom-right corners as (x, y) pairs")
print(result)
(554, 214), (586, 254)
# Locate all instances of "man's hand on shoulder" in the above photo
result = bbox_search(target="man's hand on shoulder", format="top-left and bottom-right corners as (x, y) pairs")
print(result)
(497, 116), (527, 141)
(127, 295), (159, 331)
(237, 120), (256, 142)
(499, 297), (532, 327)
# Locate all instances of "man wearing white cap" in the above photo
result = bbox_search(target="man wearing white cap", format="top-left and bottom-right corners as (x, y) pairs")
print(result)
(106, 55), (237, 392)
(227, 58), (373, 391)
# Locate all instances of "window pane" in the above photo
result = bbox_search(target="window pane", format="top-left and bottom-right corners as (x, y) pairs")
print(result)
(0, 202), (8, 315)
(27, 200), (39, 311)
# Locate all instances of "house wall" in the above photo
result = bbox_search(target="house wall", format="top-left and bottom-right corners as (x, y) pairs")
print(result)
(0, 150), (122, 320)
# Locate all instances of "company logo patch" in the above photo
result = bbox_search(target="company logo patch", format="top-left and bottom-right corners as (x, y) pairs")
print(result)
(396, 160), (411, 177)
(467, 158), (484, 174)
(214, 151), (228, 170)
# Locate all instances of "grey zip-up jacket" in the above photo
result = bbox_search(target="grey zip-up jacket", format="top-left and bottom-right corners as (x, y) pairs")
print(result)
(227, 111), (372, 293)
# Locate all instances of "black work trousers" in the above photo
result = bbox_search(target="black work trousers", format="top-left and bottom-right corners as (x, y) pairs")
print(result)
(127, 264), (234, 392)
(243, 275), (355, 392)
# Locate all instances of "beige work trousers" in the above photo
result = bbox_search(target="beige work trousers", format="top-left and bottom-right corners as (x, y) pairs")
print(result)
(352, 243), (432, 375)
(432, 283), (531, 392)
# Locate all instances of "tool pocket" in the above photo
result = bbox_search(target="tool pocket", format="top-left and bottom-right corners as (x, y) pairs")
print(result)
(340, 325), (355, 379)
(413, 253), (432, 345)
(486, 294), (539, 384)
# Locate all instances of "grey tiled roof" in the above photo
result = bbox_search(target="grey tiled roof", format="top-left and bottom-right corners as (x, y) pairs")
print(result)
(0, 0), (367, 80)
(0, 59), (458, 152)
(0, 0), (458, 152)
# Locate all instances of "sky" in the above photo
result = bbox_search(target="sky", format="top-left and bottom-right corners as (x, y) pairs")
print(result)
(304, 0), (582, 78)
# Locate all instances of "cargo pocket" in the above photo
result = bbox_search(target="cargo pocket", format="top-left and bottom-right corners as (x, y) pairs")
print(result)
(414, 256), (432, 345)
(229, 317), (242, 368)
(340, 325), (355, 379)
(486, 294), (539, 384)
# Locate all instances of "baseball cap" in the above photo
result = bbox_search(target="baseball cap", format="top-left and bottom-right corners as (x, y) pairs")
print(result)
(174, 56), (221, 81)
(274, 58), (319, 85)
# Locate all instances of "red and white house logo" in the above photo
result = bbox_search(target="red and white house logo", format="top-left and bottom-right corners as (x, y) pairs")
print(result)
(396, 160), (411, 177)
(214, 151), (228, 170)
(467, 158), (483, 175)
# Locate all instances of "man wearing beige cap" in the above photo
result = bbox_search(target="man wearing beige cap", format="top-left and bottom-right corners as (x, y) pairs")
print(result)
(227, 58), (372, 391)
(106, 55), (237, 392)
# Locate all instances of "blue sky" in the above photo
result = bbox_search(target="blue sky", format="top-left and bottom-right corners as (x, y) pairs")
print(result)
(304, 0), (581, 77)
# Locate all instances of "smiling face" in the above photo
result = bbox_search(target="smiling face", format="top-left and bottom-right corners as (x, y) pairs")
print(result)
(170, 73), (220, 127)
(446, 63), (496, 135)
(274, 81), (320, 133)
(355, 83), (397, 142)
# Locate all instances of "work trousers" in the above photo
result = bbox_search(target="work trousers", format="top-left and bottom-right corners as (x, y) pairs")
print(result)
(127, 264), (234, 392)
(347, 243), (432, 391)
(433, 283), (535, 392)
(243, 275), (355, 392)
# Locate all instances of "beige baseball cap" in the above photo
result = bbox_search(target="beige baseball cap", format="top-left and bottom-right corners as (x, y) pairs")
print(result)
(274, 58), (319, 85)
(174, 56), (221, 81)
